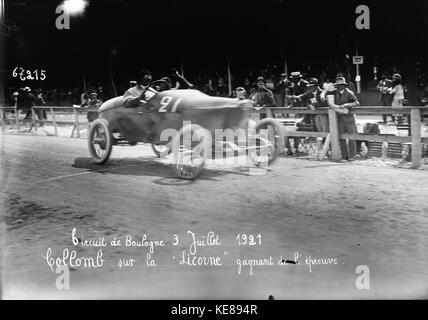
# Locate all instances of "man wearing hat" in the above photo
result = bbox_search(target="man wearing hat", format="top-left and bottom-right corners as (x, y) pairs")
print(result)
(22, 87), (36, 120)
(321, 76), (360, 160)
(388, 73), (405, 124)
(252, 76), (277, 119)
(12, 91), (19, 107)
(288, 71), (309, 108)
(288, 71), (312, 123)
(285, 71), (310, 153)
(376, 72), (394, 123)
(295, 78), (329, 134)
(276, 73), (291, 108)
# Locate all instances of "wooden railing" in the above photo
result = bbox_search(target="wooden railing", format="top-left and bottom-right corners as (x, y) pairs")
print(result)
(260, 106), (428, 168)
(0, 106), (98, 138)
(1, 105), (427, 168)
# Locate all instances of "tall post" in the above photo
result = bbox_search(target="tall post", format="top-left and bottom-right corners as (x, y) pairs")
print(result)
(180, 57), (184, 78)
(355, 43), (361, 94)
(0, 0), (6, 109)
(283, 49), (289, 108)
(283, 49), (288, 75)
(410, 107), (421, 168)
(82, 74), (87, 92)
(227, 57), (232, 97)
(110, 73), (117, 97)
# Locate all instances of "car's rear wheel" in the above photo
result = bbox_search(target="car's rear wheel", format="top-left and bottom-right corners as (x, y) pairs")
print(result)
(172, 124), (211, 180)
(88, 118), (113, 164)
(248, 118), (284, 167)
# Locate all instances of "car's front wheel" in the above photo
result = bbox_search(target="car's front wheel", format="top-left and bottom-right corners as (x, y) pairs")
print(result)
(88, 118), (113, 164)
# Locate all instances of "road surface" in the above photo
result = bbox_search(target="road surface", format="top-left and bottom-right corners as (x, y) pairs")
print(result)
(1, 133), (427, 299)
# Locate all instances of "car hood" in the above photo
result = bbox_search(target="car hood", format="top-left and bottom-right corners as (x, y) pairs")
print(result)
(99, 89), (254, 113)
(157, 89), (253, 110)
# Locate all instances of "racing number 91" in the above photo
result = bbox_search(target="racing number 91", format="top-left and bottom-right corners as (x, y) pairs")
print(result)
(159, 96), (182, 113)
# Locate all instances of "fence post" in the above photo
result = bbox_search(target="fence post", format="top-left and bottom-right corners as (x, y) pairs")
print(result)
(73, 107), (80, 138)
(51, 107), (58, 136)
(31, 107), (38, 132)
(319, 133), (331, 160)
(15, 107), (20, 132)
(328, 109), (341, 161)
(410, 107), (421, 168)
(266, 108), (273, 118)
(0, 108), (4, 131)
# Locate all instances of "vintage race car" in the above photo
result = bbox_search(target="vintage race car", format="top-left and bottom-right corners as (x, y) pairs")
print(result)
(88, 80), (284, 179)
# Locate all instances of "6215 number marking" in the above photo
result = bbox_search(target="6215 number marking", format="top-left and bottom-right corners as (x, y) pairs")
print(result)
(12, 67), (47, 81)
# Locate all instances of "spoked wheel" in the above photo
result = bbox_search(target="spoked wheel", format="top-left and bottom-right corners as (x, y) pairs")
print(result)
(172, 124), (211, 180)
(88, 118), (113, 164)
(248, 118), (284, 167)
(151, 143), (172, 158)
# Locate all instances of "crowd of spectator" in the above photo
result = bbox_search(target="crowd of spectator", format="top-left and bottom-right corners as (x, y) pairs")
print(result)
(5, 65), (361, 108)
(7, 63), (428, 111)
(4, 63), (428, 161)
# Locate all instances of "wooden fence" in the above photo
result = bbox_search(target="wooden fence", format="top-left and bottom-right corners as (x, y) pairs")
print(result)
(0, 106), (98, 138)
(1, 105), (428, 168)
(261, 106), (428, 168)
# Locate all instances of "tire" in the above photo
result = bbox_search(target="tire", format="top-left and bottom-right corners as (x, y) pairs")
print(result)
(151, 143), (172, 158)
(171, 123), (211, 180)
(88, 118), (113, 164)
(248, 118), (284, 167)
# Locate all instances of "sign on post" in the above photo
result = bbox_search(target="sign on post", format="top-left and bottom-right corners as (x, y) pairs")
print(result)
(353, 55), (363, 94)
(353, 56), (364, 65)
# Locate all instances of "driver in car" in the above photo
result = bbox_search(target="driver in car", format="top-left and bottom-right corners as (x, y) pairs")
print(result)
(122, 69), (153, 108)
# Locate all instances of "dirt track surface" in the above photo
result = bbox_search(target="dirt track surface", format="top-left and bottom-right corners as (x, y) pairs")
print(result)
(1, 132), (427, 299)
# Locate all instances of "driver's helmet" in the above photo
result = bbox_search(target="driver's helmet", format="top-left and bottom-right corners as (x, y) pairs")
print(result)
(138, 69), (152, 86)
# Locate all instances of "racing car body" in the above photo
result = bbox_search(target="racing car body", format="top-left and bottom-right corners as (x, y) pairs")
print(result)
(88, 83), (283, 179)
(98, 88), (253, 145)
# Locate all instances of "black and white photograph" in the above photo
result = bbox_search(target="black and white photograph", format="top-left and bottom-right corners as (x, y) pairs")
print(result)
(0, 0), (427, 303)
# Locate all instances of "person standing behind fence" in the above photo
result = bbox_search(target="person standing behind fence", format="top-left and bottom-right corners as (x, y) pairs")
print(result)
(288, 71), (308, 108)
(252, 76), (277, 119)
(22, 87), (36, 121)
(376, 73), (394, 123)
(295, 78), (329, 135)
(276, 73), (291, 108)
(321, 77), (360, 160)
(388, 73), (405, 124)
(322, 76), (334, 91)
(83, 92), (102, 122)
(286, 71), (309, 154)
(12, 91), (19, 109)
(34, 89), (47, 121)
